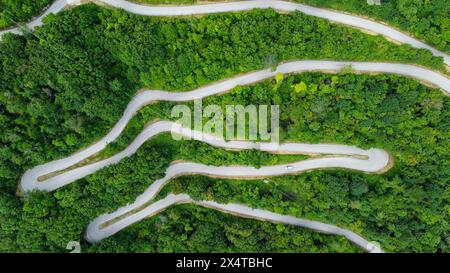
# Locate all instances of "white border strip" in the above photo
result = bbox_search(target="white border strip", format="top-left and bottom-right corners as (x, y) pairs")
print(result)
(86, 193), (384, 253)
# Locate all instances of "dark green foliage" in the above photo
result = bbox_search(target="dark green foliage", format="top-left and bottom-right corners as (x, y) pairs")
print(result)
(295, 0), (450, 53)
(160, 73), (450, 253)
(0, 0), (52, 29)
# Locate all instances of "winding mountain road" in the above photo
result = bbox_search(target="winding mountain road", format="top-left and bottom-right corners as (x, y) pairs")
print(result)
(0, 0), (449, 66)
(9, 1), (450, 253)
(24, 119), (388, 252)
(86, 193), (384, 253)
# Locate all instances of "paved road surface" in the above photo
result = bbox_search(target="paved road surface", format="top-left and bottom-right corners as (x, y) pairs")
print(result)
(86, 193), (384, 253)
(20, 120), (390, 192)
(9, 1), (449, 252)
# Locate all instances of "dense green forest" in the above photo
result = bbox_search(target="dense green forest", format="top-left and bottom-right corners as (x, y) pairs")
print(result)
(0, 0), (52, 29)
(0, 4), (448, 252)
(135, 0), (450, 53)
(294, 0), (450, 53)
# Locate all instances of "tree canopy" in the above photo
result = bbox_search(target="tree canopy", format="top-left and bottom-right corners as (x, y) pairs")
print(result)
(295, 0), (450, 53)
